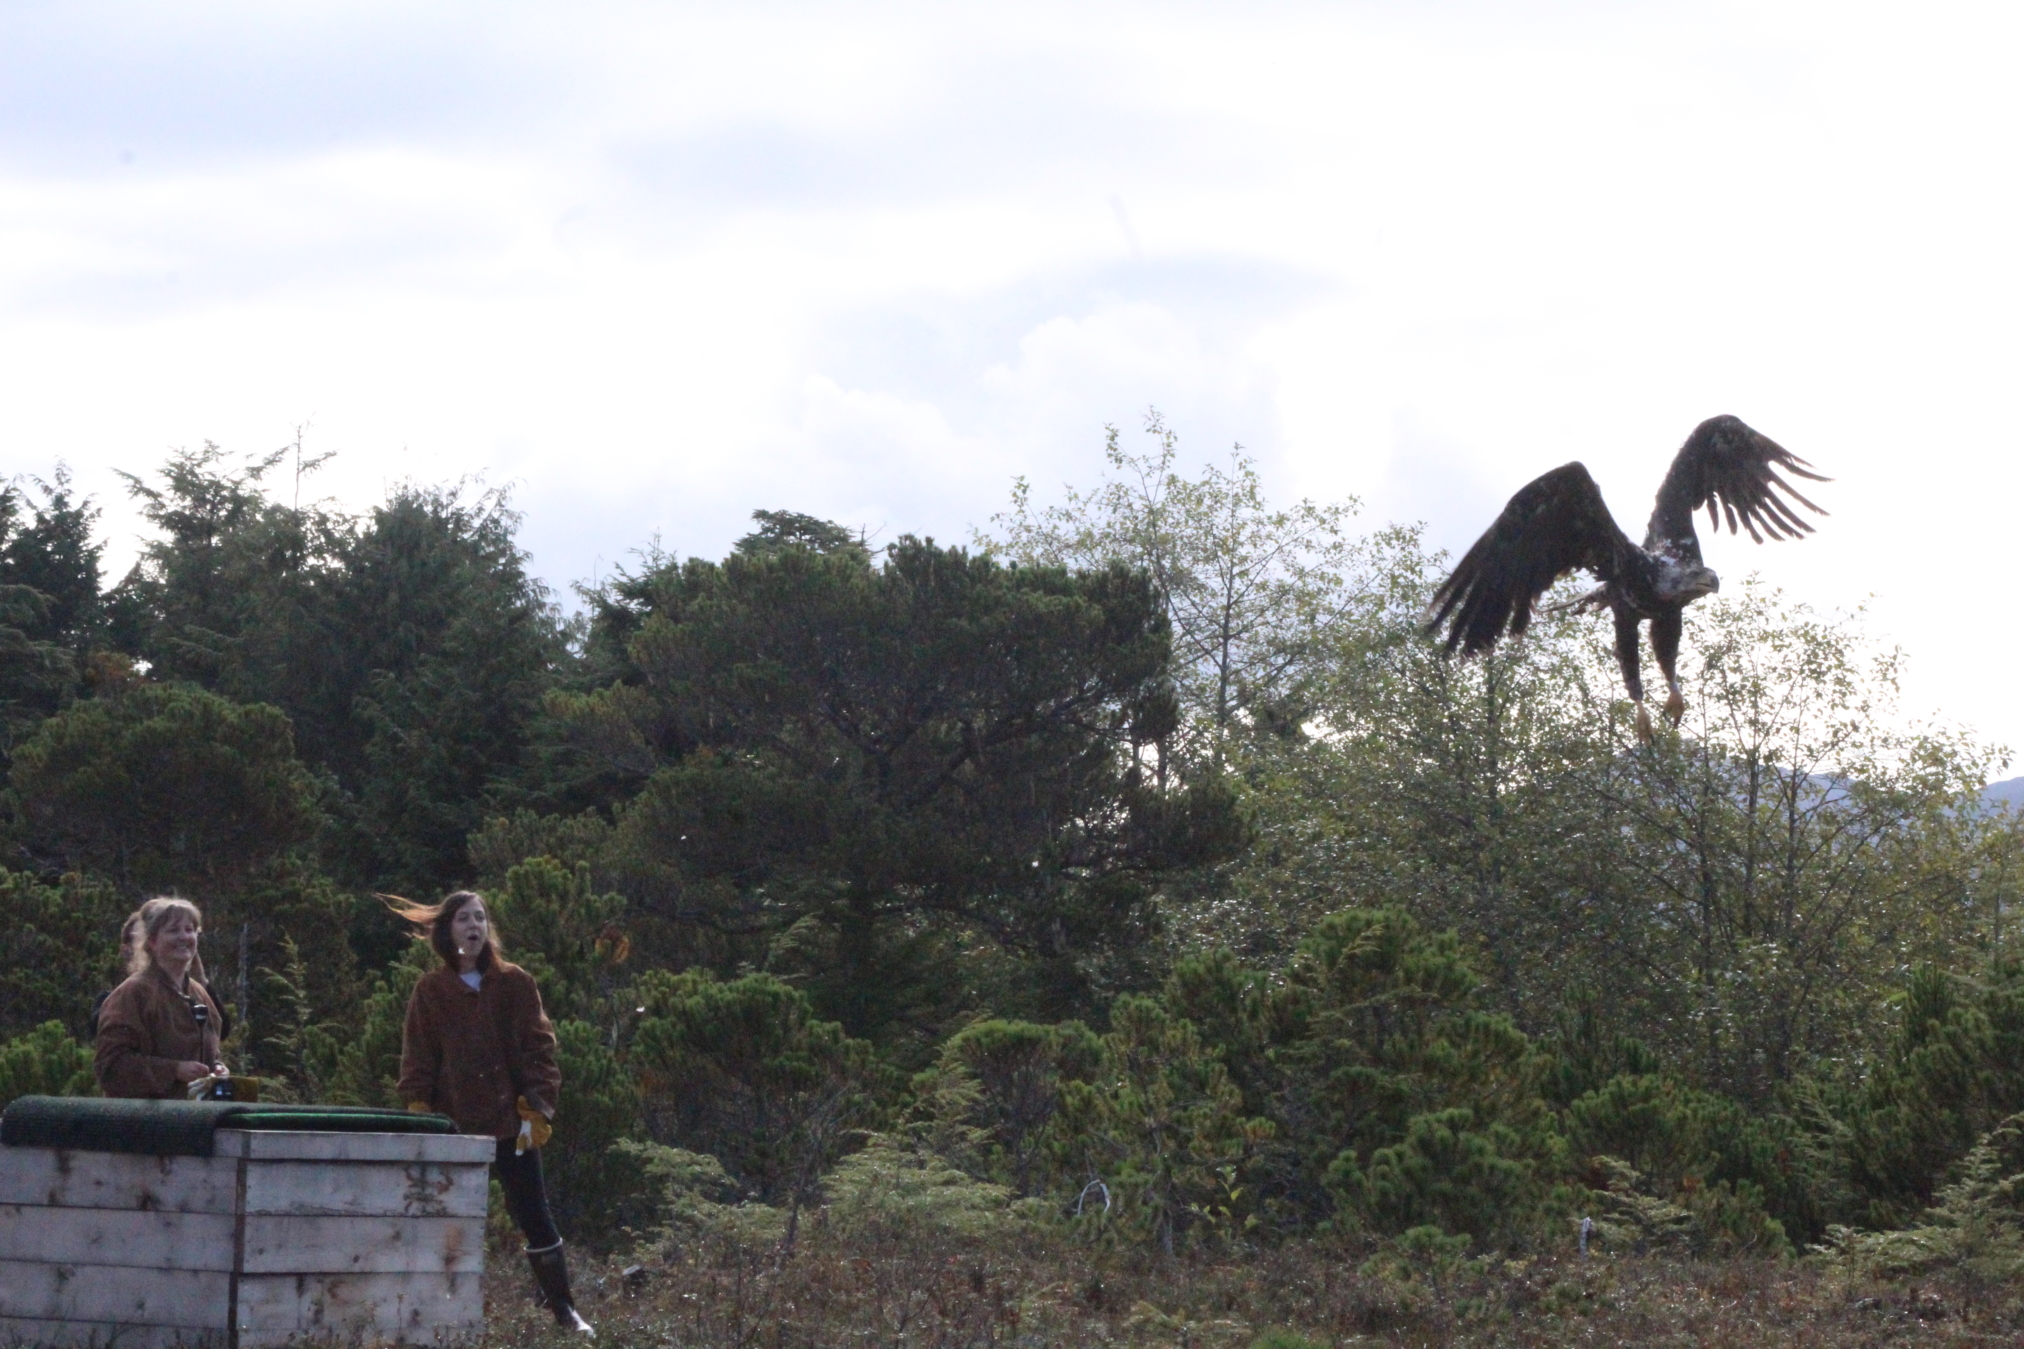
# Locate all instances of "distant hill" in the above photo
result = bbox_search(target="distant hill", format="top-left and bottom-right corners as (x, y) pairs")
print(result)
(1986, 777), (2024, 809)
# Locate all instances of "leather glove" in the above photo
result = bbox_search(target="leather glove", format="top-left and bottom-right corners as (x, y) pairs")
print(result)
(515, 1096), (553, 1155)
(406, 1100), (433, 1114)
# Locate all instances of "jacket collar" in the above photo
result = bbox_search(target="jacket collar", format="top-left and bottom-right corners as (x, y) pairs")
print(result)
(146, 961), (195, 999)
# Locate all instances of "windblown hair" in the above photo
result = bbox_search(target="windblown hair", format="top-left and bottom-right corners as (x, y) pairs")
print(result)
(384, 890), (504, 972)
(120, 896), (208, 982)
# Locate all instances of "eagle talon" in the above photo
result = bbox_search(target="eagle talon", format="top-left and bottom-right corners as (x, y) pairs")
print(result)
(1664, 690), (1685, 725)
(1634, 703), (1654, 744)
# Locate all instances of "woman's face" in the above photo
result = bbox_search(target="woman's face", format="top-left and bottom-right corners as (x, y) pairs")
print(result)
(148, 910), (201, 969)
(450, 899), (489, 961)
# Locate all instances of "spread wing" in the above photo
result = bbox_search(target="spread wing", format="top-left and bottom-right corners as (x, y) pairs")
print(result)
(1427, 462), (1638, 657)
(1647, 414), (1827, 553)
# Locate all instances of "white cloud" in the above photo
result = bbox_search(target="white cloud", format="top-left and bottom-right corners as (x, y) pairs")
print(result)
(0, 0), (2019, 760)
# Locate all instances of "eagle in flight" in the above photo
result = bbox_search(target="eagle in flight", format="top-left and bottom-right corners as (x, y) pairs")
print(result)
(1426, 415), (1828, 740)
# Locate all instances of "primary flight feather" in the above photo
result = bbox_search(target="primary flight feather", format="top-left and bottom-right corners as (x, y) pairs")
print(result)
(1425, 414), (1828, 738)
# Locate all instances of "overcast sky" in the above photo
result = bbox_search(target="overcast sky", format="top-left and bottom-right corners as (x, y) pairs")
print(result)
(2, 1), (2020, 764)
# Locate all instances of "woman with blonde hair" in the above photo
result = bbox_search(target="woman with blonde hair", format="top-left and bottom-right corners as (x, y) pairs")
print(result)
(393, 889), (592, 1336)
(93, 896), (231, 1099)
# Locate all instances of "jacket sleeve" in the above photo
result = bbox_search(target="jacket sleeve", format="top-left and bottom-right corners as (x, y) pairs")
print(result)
(508, 972), (562, 1116)
(396, 979), (440, 1109)
(93, 982), (181, 1100)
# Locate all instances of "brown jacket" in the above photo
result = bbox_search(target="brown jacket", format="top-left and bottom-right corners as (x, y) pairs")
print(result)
(93, 965), (226, 1100)
(397, 961), (561, 1139)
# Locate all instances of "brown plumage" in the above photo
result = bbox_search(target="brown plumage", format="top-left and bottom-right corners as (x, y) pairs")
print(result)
(1425, 414), (1828, 737)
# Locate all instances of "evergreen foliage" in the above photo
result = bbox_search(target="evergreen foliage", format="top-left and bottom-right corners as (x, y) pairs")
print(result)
(5, 424), (2022, 1281)
(326, 941), (436, 1109)
(109, 448), (565, 898)
(0, 472), (103, 756)
(631, 968), (892, 1222)
(10, 683), (320, 892)
(559, 531), (1247, 1039)
(0, 1020), (96, 1110)
(1836, 960), (2024, 1227)
(1054, 994), (1270, 1253)
(543, 1018), (644, 1235)
(924, 1017), (1101, 1196)
(0, 865), (125, 1039)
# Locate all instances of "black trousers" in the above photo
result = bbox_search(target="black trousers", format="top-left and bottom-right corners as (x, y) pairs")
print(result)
(493, 1136), (562, 1250)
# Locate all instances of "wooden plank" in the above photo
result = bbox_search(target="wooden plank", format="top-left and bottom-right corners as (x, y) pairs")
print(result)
(240, 1158), (491, 1218)
(237, 1325), (481, 1349)
(0, 1203), (237, 1270)
(0, 1314), (224, 1348)
(235, 1269), (483, 1337)
(0, 1147), (238, 1213)
(240, 1213), (486, 1275)
(0, 1258), (229, 1328)
(213, 1129), (497, 1165)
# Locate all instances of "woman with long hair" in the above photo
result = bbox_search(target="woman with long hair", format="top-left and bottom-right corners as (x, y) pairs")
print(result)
(393, 889), (593, 1336)
(94, 896), (231, 1099)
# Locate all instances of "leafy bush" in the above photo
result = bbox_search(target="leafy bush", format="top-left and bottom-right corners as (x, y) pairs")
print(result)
(919, 1017), (1100, 1196)
(1566, 1074), (1717, 1192)
(1563, 1067), (1820, 1245)
(10, 683), (321, 893)
(821, 1133), (1036, 1244)
(543, 1018), (644, 1241)
(611, 1138), (788, 1249)
(325, 941), (434, 1108)
(1330, 1107), (1560, 1248)
(1054, 995), (1271, 1253)
(0, 1021), (95, 1109)
(1279, 910), (1551, 1153)
(254, 932), (344, 1101)
(631, 967), (892, 1234)
(485, 856), (631, 1029)
(0, 868), (125, 1042)
(1822, 1113), (2024, 1295)
(1837, 961), (2024, 1228)
(1578, 1154), (1790, 1258)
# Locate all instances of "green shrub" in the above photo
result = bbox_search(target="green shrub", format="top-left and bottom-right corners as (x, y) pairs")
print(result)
(1823, 1112), (2024, 1287)
(1838, 961), (2024, 1228)
(544, 1018), (644, 1243)
(324, 941), (434, 1108)
(611, 1138), (788, 1249)
(485, 856), (631, 1029)
(1566, 1075), (1713, 1192)
(0, 868), (125, 1042)
(1053, 995), (1271, 1254)
(1329, 1107), (1559, 1248)
(0, 1021), (95, 1109)
(821, 1132), (1036, 1244)
(920, 1017), (1100, 1196)
(1578, 1154), (1789, 1257)
(1684, 1178), (1790, 1257)
(1565, 1071), (1817, 1246)
(631, 967), (892, 1233)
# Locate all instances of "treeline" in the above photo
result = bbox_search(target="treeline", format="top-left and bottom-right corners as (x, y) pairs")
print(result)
(2, 421), (2022, 1261)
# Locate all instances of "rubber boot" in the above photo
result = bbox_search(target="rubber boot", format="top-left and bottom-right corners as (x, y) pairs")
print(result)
(527, 1240), (595, 1335)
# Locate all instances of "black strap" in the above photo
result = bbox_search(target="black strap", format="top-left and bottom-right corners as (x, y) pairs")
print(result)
(188, 978), (232, 1044)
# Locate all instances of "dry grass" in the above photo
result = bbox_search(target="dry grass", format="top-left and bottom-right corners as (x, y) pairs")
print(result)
(476, 1230), (2024, 1349)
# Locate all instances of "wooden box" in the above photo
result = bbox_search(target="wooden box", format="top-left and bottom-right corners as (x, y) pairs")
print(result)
(0, 1128), (496, 1347)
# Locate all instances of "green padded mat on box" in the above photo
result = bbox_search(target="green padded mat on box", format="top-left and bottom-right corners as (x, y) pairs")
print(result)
(0, 1095), (458, 1157)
